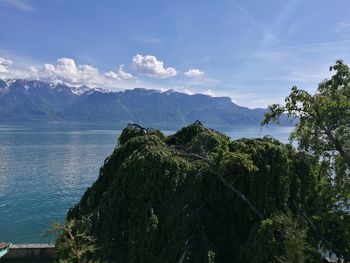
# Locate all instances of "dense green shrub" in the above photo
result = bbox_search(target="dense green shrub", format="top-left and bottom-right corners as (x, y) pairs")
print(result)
(59, 121), (347, 262)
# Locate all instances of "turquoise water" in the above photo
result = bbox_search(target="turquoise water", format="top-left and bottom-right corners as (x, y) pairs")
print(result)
(0, 123), (293, 243)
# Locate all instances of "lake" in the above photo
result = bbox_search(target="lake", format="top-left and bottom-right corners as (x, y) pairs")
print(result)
(0, 123), (293, 243)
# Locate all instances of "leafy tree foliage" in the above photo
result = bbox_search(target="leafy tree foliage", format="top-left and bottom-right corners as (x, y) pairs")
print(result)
(48, 217), (98, 263)
(54, 120), (347, 262)
(263, 60), (350, 187)
(240, 212), (319, 263)
(264, 60), (350, 261)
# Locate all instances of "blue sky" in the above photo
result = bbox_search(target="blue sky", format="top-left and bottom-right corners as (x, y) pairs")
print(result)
(0, 0), (350, 108)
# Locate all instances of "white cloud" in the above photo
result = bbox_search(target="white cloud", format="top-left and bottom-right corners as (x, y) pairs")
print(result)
(0, 56), (217, 96)
(132, 54), (177, 79)
(184, 68), (204, 78)
(104, 71), (118, 80)
(0, 57), (139, 89)
(0, 57), (13, 74)
(117, 65), (133, 80)
(37, 58), (105, 86)
(105, 65), (133, 80)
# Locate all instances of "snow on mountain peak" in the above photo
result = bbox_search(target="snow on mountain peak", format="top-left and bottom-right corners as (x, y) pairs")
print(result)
(1, 79), (111, 96)
(71, 85), (110, 95)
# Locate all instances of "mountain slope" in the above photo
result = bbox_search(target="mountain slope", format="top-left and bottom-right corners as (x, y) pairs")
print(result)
(0, 79), (291, 129)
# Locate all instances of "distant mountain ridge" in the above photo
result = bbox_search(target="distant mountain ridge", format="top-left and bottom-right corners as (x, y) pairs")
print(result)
(0, 79), (291, 129)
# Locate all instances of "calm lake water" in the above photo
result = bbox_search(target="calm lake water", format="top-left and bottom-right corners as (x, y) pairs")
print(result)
(0, 123), (293, 243)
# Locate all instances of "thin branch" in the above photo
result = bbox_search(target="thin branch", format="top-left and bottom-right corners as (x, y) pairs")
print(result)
(218, 175), (264, 220)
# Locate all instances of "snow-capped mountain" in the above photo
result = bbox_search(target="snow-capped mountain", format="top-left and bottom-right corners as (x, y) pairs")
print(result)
(0, 79), (291, 129)
(0, 79), (109, 95)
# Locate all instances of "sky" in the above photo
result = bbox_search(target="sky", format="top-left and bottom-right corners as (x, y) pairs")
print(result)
(0, 0), (350, 108)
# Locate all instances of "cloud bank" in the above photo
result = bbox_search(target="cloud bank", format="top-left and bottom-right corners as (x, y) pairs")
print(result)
(0, 57), (135, 88)
(0, 54), (209, 95)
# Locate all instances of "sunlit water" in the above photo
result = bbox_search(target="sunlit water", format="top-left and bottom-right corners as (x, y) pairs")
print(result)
(0, 123), (292, 243)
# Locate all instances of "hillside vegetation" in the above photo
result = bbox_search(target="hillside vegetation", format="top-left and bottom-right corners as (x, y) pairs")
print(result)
(53, 121), (348, 262)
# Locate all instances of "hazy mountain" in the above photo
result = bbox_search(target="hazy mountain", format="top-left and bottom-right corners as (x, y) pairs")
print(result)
(0, 79), (292, 129)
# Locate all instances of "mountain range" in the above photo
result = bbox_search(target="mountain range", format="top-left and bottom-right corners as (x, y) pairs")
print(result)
(0, 79), (291, 129)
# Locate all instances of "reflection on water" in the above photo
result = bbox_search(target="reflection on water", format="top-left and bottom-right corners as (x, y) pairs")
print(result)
(0, 123), (293, 243)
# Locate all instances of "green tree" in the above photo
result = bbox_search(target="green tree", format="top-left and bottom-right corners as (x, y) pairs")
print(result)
(61, 122), (331, 262)
(263, 60), (350, 184)
(263, 60), (350, 261)
(47, 217), (98, 263)
(240, 212), (320, 263)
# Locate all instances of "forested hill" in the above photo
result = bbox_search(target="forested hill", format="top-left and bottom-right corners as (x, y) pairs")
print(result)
(0, 79), (291, 129)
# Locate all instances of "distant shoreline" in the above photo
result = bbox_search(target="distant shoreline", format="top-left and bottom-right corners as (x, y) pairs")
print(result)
(0, 120), (295, 133)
